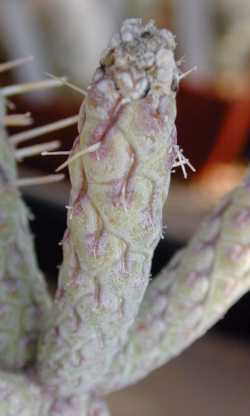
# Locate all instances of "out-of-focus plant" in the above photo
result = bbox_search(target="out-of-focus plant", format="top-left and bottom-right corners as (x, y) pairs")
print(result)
(215, 0), (250, 94)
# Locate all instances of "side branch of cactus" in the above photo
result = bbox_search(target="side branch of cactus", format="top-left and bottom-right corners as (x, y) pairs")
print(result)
(98, 171), (250, 393)
(0, 93), (52, 369)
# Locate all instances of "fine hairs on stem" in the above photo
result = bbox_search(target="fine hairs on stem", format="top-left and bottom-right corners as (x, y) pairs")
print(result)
(1, 77), (67, 97)
(10, 115), (78, 145)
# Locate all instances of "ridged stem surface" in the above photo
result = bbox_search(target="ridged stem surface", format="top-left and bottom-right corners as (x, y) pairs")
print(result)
(38, 19), (180, 396)
(98, 171), (250, 393)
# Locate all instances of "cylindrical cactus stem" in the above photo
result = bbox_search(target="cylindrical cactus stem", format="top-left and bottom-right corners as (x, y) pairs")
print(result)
(0, 93), (52, 369)
(37, 18), (184, 396)
(97, 171), (250, 393)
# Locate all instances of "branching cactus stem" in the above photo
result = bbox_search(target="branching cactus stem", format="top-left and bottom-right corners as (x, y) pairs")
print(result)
(98, 175), (250, 393)
(0, 93), (52, 370)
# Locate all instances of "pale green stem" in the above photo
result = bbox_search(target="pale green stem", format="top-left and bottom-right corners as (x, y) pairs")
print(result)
(98, 171), (250, 393)
(0, 94), (52, 369)
(37, 19), (181, 397)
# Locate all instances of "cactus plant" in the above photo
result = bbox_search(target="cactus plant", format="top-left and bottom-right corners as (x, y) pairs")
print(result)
(0, 18), (250, 415)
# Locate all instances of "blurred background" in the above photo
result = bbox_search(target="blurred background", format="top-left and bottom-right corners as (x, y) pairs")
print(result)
(0, 1), (250, 414)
